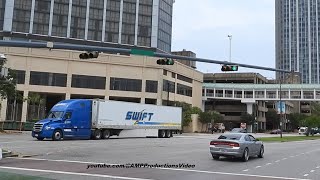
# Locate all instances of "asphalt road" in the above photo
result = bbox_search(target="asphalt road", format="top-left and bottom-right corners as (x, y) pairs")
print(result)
(0, 132), (320, 180)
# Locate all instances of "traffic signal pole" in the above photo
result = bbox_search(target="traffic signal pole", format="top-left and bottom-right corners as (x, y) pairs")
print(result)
(0, 40), (292, 73)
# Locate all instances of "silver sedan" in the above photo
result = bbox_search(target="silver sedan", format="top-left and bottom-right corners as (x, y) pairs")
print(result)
(209, 133), (264, 162)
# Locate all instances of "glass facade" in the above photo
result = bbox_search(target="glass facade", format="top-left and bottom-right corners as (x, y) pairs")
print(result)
(138, 0), (152, 47)
(88, 0), (103, 41)
(52, 0), (69, 37)
(105, 0), (120, 43)
(33, 0), (51, 35)
(276, 0), (320, 84)
(70, 0), (86, 39)
(12, 0), (32, 33)
(0, 0), (5, 30)
(2, 0), (173, 52)
(158, 0), (173, 52)
(121, 0), (136, 45)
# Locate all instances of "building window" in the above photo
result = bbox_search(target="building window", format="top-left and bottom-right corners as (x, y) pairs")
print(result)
(172, 72), (176, 78)
(110, 77), (142, 92)
(137, 0), (152, 47)
(71, 74), (106, 89)
(105, 0), (120, 43)
(30, 71), (67, 87)
(0, 0), (6, 30)
(163, 69), (167, 75)
(145, 80), (158, 93)
(70, 0), (87, 39)
(177, 74), (192, 83)
(52, 0), (69, 37)
(88, 0), (104, 41)
(33, 0), (51, 35)
(14, 70), (25, 84)
(121, 0), (136, 45)
(145, 98), (157, 105)
(12, 0), (32, 33)
(177, 83), (192, 97)
(163, 79), (175, 93)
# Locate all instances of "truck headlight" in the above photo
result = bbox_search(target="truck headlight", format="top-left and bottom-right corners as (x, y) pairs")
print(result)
(45, 126), (51, 130)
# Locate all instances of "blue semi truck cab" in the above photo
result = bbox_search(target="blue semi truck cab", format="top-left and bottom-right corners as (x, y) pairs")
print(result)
(32, 99), (92, 140)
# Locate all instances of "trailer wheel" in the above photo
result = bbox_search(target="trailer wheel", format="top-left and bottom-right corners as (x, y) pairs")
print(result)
(102, 130), (111, 139)
(165, 130), (170, 138)
(158, 130), (165, 138)
(93, 130), (102, 140)
(170, 131), (173, 137)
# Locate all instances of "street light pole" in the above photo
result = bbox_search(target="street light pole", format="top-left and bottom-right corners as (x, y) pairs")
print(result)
(279, 73), (283, 138)
(228, 35), (232, 62)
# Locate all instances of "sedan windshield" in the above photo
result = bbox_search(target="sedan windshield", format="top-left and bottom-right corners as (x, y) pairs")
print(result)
(47, 111), (64, 119)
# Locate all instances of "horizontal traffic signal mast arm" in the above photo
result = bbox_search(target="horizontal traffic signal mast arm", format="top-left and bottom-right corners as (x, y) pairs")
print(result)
(0, 40), (291, 73)
(154, 52), (291, 73)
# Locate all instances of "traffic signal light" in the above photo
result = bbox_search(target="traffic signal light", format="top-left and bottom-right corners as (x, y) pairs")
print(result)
(221, 65), (238, 71)
(156, 58), (174, 65)
(79, 51), (99, 59)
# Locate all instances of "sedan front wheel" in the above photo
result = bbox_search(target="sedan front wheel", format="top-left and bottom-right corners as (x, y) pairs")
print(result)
(258, 145), (264, 158)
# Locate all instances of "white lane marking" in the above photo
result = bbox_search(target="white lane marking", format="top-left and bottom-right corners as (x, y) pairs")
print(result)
(7, 157), (117, 165)
(266, 163), (272, 166)
(301, 153), (305, 155)
(303, 174), (309, 177)
(275, 160), (280, 162)
(157, 167), (310, 180)
(255, 166), (261, 168)
(0, 166), (153, 180)
(316, 166), (320, 169)
(290, 156), (295, 158)
(282, 158), (287, 160)
(243, 169), (249, 172)
(6, 157), (312, 180)
(310, 170), (315, 173)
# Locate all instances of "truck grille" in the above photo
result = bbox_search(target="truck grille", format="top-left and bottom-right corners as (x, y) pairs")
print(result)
(33, 123), (43, 132)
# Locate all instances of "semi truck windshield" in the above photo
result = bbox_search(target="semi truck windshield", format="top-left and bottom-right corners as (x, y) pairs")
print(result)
(47, 111), (64, 119)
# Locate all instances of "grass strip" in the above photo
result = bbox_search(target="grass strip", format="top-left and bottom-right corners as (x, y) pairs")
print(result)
(258, 135), (320, 142)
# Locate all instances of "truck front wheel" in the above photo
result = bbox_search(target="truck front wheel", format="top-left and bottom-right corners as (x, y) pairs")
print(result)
(52, 130), (63, 141)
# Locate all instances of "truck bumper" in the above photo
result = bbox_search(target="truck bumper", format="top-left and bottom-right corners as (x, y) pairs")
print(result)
(32, 130), (53, 139)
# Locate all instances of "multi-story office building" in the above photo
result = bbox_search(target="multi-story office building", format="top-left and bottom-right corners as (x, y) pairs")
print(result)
(0, 0), (174, 52)
(275, 0), (320, 84)
(0, 47), (203, 122)
(203, 73), (268, 130)
(171, 49), (197, 69)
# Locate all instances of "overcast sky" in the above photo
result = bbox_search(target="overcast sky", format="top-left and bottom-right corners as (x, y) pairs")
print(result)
(171, 0), (276, 79)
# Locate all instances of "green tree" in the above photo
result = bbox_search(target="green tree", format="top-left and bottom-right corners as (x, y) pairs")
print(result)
(266, 109), (280, 129)
(240, 112), (255, 125)
(212, 111), (224, 123)
(174, 101), (202, 127)
(304, 115), (320, 136)
(304, 102), (320, 136)
(0, 59), (17, 100)
(199, 111), (214, 132)
(287, 113), (307, 130)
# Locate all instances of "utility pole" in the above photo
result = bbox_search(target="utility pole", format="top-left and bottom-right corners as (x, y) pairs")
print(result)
(228, 35), (232, 62)
(279, 73), (283, 138)
(167, 80), (170, 106)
